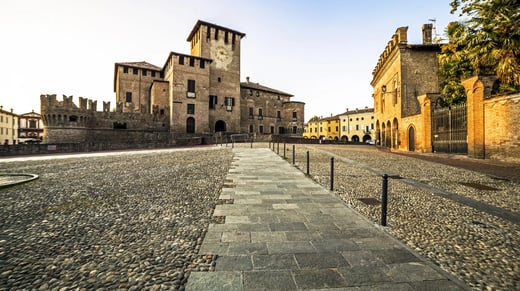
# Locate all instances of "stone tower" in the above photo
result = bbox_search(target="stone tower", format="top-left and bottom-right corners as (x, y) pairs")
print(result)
(187, 20), (246, 133)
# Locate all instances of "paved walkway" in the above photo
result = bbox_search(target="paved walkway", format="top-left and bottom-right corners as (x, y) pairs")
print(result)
(186, 148), (468, 290)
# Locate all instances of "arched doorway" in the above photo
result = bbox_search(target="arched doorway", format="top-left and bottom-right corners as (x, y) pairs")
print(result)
(186, 117), (195, 134)
(351, 135), (360, 142)
(215, 120), (226, 132)
(408, 126), (415, 151)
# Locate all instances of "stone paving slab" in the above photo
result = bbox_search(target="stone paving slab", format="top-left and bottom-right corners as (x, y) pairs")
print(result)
(186, 148), (469, 290)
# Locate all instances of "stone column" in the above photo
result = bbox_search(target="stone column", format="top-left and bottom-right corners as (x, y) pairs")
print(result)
(463, 75), (496, 159)
(417, 94), (433, 152)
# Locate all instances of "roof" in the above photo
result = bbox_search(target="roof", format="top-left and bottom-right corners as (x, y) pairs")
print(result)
(187, 20), (246, 42)
(161, 51), (213, 71)
(115, 61), (162, 71)
(338, 108), (374, 115)
(240, 81), (293, 97)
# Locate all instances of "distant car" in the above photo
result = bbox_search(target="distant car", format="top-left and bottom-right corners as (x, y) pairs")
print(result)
(365, 140), (375, 145)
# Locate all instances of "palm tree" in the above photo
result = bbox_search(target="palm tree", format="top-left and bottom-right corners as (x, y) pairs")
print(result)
(449, 0), (520, 91)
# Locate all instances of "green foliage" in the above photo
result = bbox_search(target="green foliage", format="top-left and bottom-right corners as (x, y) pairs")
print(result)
(308, 116), (320, 123)
(439, 0), (520, 106)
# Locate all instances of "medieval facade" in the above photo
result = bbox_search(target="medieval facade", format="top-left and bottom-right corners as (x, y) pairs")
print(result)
(42, 20), (305, 144)
(371, 24), (441, 150)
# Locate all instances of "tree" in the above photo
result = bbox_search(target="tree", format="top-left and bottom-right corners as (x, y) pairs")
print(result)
(437, 22), (474, 106)
(308, 116), (320, 123)
(445, 0), (520, 93)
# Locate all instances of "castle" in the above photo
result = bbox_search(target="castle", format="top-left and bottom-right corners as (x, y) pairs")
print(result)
(41, 20), (305, 145)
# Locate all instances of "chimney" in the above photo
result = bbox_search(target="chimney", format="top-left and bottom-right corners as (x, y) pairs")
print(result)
(246, 76), (250, 83)
(422, 23), (433, 44)
(396, 26), (408, 44)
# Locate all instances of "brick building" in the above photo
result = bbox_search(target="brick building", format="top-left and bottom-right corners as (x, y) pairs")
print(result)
(113, 20), (304, 138)
(370, 24), (441, 150)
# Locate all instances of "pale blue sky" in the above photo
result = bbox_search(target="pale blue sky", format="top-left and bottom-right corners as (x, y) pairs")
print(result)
(0, 0), (458, 120)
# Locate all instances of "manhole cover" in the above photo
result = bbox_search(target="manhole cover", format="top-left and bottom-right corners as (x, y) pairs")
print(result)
(459, 182), (499, 191)
(358, 198), (381, 205)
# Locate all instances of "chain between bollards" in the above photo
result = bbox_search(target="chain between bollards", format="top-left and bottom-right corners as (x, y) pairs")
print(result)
(330, 157), (334, 191)
(381, 174), (388, 226)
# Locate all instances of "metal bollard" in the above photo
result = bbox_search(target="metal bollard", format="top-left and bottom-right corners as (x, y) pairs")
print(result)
(381, 174), (388, 226)
(250, 139), (253, 148)
(306, 150), (310, 176)
(292, 145), (295, 164)
(277, 141), (279, 155)
(330, 157), (334, 191)
(269, 141), (271, 149)
(283, 143), (286, 159)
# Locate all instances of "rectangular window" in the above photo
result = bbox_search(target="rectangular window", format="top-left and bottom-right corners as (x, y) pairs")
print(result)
(189, 57), (195, 67)
(200, 60), (205, 69)
(125, 92), (132, 103)
(123, 66), (128, 73)
(187, 80), (196, 98)
(179, 55), (184, 65)
(133, 68), (138, 75)
(293, 126), (297, 134)
(209, 95), (217, 109)
(249, 107), (253, 118)
(292, 111), (297, 121)
(151, 71), (156, 77)
(224, 31), (229, 43)
(187, 104), (195, 115)
(224, 97), (235, 111)
(259, 125), (264, 134)
(142, 69), (147, 76)
(29, 120), (36, 128)
(214, 28), (219, 40)
(270, 126), (274, 133)
(356, 125), (360, 130)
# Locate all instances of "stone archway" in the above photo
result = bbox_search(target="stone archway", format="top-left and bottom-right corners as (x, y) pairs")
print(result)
(215, 120), (226, 132)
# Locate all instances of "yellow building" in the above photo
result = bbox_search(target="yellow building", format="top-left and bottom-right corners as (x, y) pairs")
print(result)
(338, 108), (375, 143)
(371, 24), (441, 150)
(303, 115), (340, 141)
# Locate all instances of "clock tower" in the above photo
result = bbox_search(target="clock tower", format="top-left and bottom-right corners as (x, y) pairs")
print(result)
(187, 20), (246, 133)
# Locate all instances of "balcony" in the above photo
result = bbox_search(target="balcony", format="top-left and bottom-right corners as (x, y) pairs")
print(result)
(257, 115), (263, 120)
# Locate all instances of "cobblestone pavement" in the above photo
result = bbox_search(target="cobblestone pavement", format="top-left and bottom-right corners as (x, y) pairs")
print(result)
(0, 147), (232, 290)
(286, 143), (519, 290)
(1, 144), (518, 290)
(186, 147), (468, 290)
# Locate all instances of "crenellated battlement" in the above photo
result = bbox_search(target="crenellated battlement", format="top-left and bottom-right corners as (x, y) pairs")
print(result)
(40, 94), (170, 144)
(372, 27), (408, 80)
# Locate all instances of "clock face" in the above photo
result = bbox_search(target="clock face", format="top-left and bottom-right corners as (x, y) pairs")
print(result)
(211, 42), (233, 70)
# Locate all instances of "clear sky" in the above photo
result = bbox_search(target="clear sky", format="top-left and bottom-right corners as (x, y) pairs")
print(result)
(0, 0), (458, 121)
